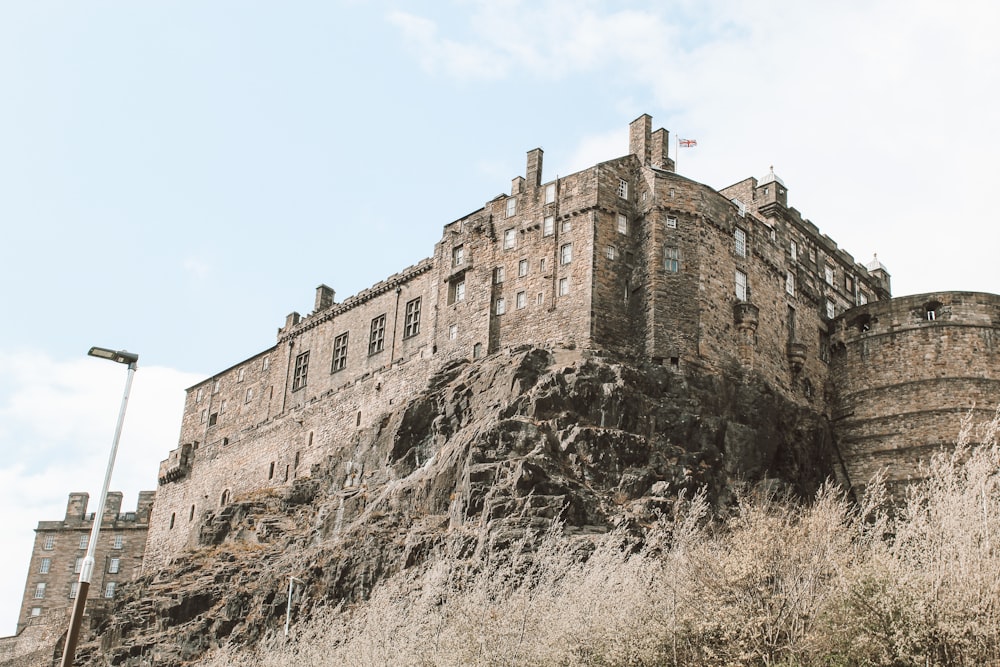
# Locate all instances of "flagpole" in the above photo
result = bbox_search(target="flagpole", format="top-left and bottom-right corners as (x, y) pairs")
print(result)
(675, 135), (679, 173)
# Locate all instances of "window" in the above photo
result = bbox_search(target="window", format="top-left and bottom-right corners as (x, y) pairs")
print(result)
(200, 409), (207, 424)
(561, 219), (571, 233)
(169, 513), (175, 529)
(536, 292), (544, 305)
(33, 583), (45, 599)
(268, 461), (275, 479)
(452, 245), (464, 267)
(503, 229), (516, 249)
(617, 214), (628, 235)
(212, 380), (220, 394)
(113, 534), (123, 549)
(786, 271), (795, 296)
(858, 291), (869, 306)
(493, 266), (505, 284)
(927, 308), (937, 321)
(332, 333), (349, 371)
(448, 324), (458, 340)
(539, 258), (547, 273)
(262, 357), (270, 372)
(545, 183), (556, 204)
(558, 278), (569, 296)
(74, 558), (82, 574)
(368, 315), (386, 355)
(69, 582), (79, 599)
(560, 243), (572, 265)
(219, 399), (227, 414)
(790, 240), (798, 262)
(404, 298), (421, 338)
(448, 279), (465, 304)
(237, 368), (245, 383)
(826, 300), (836, 319)
(666, 217), (677, 229)
(495, 298), (506, 315)
(43, 535), (54, 551)
(518, 259), (528, 277)
(109, 558), (120, 574)
(606, 245), (617, 260)
(292, 351), (310, 391)
(196, 388), (204, 403)
(104, 582), (116, 599)
(208, 412), (217, 426)
(245, 387), (253, 403)
(516, 291), (526, 309)
(505, 198), (516, 218)
(39, 558), (50, 574)
(825, 265), (835, 286)
(735, 227), (747, 258)
(736, 270), (748, 301)
(31, 607), (41, 617)
(809, 248), (817, 263)
(664, 246), (680, 273)
(617, 179), (628, 199)
(845, 276), (854, 293)
(473, 343), (483, 359)
(78, 535), (87, 550)
(543, 216), (554, 237)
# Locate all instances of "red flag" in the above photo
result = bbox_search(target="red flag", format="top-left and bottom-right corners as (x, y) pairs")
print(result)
(679, 138), (697, 147)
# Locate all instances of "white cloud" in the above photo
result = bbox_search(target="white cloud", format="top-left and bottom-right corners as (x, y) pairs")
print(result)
(0, 350), (201, 635)
(182, 255), (212, 281)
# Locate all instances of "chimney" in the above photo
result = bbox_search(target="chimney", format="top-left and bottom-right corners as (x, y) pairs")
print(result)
(511, 175), (525, 196)
(629, 114), (652, 165)
(284, 312), (301, 330)
(652, 128), (673, 171)
(66, 492), (89, 520)
(314, 284), (335, 312)
(136, 491), (156, 523)
(526, 148), (543, 188)
(103, 492), (123, 523)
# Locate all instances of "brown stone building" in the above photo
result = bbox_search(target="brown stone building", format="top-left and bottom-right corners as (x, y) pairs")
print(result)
(15, 491), (153, 635)
(142, 114), (999, 570)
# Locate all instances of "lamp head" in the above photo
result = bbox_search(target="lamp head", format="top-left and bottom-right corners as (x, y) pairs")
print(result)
(88, 347), (139, 366)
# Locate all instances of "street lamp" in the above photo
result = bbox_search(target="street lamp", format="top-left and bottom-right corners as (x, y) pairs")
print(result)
(60, 347), (138, 667)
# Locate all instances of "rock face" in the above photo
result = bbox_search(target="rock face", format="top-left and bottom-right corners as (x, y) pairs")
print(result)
(71, 347), (837, 666)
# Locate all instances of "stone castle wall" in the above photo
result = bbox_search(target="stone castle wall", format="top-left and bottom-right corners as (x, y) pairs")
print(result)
(143, 113), (997, 569)
(829, 291), (1000, 490)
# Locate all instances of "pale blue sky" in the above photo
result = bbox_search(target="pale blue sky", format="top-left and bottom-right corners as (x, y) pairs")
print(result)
(2, 0), (998, 634)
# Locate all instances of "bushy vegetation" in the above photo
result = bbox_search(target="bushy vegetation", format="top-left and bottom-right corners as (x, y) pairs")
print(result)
(205, 412), (1000, 666)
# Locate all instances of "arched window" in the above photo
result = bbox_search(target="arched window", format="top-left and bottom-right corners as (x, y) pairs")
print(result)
(220, 490), (230, 507)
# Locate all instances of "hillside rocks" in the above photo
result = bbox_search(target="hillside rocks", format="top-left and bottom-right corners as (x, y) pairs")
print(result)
(74, 347), (837, 666)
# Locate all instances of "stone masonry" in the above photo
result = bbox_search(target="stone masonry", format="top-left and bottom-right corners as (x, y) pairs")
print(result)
(142, 114), (999, 571)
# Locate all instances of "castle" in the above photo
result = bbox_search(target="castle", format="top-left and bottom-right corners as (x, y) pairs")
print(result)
(142, 113), (1000, 570)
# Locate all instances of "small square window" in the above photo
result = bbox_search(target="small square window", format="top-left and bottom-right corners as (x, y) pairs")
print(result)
(617, 214), (628, 235)
(30, 607), (41, 617)
(503, 229), (516, 250)
(505, 198), (516, 218)
(606, 245), (617, 260)
(404, 297), (421, 338)
(543, 216), (554, 237)
(516, 291), (526, 309)
(544, 183), (556, 204)
(449, 280), (465, 304)
(558, 278), (569, 296)
(666, 217), (677, 229)
(113, 534), (123, 549)
(109, 558), (120, 574)
(43, 535), (54, 551)
(104, 582), (116, 599)
(495, 298), (506, 315)
(561, 219), (571, 233)
(617, 179), (628, 199)
(560, 243), (572, 265)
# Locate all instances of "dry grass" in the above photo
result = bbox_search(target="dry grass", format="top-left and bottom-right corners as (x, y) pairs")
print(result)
(202, 411), (1000, 666)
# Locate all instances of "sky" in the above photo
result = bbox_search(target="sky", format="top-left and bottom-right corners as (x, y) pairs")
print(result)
(1, 0), (998, 635)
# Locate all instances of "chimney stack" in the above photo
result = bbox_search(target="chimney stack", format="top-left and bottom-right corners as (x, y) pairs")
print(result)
(526, 148), (543, 188)
(629, 114), (652, 165)
(314, 284), (335, 312)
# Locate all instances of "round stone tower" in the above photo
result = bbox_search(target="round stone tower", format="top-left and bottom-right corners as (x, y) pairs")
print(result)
(829, 291), (1000, 493)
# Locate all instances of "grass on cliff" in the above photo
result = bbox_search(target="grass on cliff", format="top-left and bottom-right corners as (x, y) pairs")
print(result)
(204, 411), (1000, 667)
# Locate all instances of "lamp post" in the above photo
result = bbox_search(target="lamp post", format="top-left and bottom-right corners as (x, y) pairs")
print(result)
(60, 347), (138, 667)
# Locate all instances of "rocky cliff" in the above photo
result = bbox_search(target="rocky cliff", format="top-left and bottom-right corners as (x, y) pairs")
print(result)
(67, 346), (838, 666)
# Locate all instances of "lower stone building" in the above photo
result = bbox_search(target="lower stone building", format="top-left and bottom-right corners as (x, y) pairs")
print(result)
(14, 491), (153, 636)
